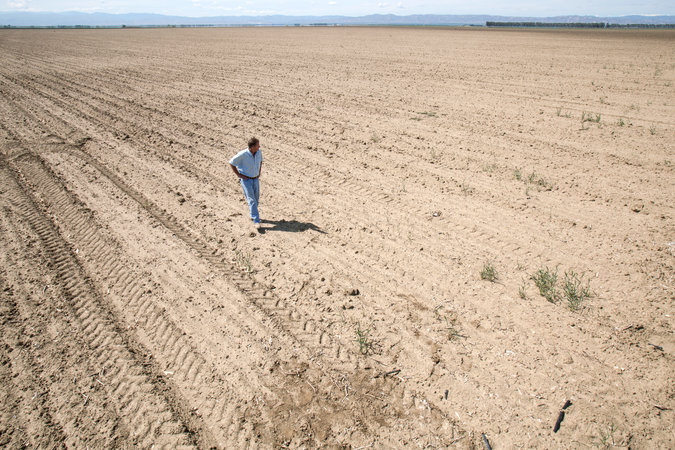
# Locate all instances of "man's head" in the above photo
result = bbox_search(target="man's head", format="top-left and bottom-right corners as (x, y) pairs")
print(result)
(248, 137), (260, 153)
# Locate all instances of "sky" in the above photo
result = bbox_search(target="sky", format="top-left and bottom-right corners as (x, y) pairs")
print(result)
(2, 0), (674, 17)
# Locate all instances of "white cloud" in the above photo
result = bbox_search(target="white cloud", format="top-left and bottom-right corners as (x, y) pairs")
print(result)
(377, 2), (389, 7)
(8, 0), (29, 8)
(328, 1), (336, 5)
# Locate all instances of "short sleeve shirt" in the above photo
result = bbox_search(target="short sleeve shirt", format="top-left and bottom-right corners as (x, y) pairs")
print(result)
(229, 148), (263, 178)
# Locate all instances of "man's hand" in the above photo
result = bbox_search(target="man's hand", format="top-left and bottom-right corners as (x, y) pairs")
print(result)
(230, 163), (249, 180)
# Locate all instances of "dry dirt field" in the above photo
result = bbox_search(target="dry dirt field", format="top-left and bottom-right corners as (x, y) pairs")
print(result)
(0, 26), (673, 448)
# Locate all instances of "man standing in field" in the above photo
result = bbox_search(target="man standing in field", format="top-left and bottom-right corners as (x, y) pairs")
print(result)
(230, 137), (263, 229)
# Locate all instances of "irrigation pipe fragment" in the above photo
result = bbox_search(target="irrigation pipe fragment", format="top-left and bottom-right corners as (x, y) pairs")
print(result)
(482, 433), (492, 450)
(553, 399), (572, 433)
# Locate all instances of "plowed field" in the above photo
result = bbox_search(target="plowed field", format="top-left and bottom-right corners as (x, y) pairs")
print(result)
(0, 27), (673, 448)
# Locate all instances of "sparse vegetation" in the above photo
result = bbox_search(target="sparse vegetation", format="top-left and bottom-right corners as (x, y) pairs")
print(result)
(649, 124), (657, 135)
(530, 266), (592, 310)
(556, 107), (572, 118)
(480, 261), (498, 282)
(234, 250), (253, 273)
(582, 111), (601, 123)
(370, 133), (381, 143)
(354, 323), (374, 355)
(519, 278), (528, 299)
(595, 423), (630, 448)
(483, 162), (497, 173)
(444, 316), (463, 340)
(531, 266), (561, 303)
(514, 167), (522, 181)
(521, 171), (553, 191)
(617, 117), (625, 127)
(460, 180), (474, 195)
(562, 270), (592, 311)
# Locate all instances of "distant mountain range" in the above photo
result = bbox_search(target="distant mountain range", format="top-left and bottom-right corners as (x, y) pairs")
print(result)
(1, 12), (674, 27)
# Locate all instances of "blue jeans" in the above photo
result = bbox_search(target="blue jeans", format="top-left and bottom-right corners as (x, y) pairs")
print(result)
(240, 178), (260, 223)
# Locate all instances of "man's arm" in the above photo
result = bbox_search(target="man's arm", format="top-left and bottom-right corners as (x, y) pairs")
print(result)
(258, 161), (262, 178)
(230, 164), (249, 180)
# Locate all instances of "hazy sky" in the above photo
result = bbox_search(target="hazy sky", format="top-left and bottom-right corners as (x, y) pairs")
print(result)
(2, 0), (673, 17)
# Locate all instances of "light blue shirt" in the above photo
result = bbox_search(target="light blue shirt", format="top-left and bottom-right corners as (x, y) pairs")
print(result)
(229, 148), (263, 178)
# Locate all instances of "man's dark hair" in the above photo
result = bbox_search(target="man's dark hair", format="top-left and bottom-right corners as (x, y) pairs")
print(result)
(248, 137), (259, 149)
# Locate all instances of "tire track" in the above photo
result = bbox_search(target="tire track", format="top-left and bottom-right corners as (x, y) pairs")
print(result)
(0, 278), (71, 448)
(66, 142), (352, 368)
(1, 127), (272, 446)
(3, 130), (466, 448)
(0, 159), (196, 448)
(0, 68), (469, 447)
(0, 83), (353, 369)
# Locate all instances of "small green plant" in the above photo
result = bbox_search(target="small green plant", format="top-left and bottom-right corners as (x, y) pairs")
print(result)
(443, 316), (463, 340)
(562, 270), (592, 311)
(531, 266), (561, 303)
(370, 133), (381, 143)
(460, 180), (474, 195)
(234, 250), (253, 273)
(617, 117), (625, 127)
(600, 96), (608, 104)
(514, 167), (522, 181)
(524, 172), (553, 191)
(582, 112), (601, 123)
(519, 278), (528, 300)
(480, 261), (498, 282)
(595, 423), (629, 448)
(556, 107), (572, 118)
(649, 124), (657, 135)
(483, 162), (497, 173)
(354, 323), (374, 355)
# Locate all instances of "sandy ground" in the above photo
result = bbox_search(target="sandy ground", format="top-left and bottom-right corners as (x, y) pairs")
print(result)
(0, 27), (673, 448)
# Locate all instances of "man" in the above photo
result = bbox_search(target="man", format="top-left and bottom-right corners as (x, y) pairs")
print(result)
(229, 137), (263, 229)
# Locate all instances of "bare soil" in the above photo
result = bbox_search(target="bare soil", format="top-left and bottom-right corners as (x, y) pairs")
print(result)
(0, 27), (673, 448)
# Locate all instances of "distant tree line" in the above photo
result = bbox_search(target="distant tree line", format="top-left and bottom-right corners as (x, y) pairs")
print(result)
(0, 24), (237, 29)
(3, 22), (673, 29)
(486, 21), (675, 28)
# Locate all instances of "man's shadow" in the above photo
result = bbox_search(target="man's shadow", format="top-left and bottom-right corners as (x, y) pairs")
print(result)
(259, 219), (326, 234)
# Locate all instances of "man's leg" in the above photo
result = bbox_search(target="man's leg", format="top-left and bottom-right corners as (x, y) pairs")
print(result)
(240, 178), (260, 223)
(252, 179), (260, 220)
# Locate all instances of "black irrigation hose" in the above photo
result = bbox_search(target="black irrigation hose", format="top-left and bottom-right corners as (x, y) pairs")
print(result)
(482, 433), (492, 450)
(553, 400), (573, 433)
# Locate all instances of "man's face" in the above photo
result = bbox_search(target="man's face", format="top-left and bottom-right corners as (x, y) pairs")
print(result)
(250, 142), (260, 154)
